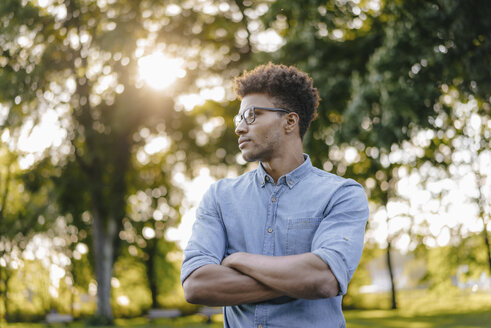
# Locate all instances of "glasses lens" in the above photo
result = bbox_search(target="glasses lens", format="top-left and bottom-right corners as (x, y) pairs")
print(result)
(233, 114), (241, 127)
(244, 108), (255, 124)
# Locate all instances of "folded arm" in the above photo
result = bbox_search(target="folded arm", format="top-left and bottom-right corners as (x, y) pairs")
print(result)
(183, 264), (283, 306)
(222, 252), (339, 299)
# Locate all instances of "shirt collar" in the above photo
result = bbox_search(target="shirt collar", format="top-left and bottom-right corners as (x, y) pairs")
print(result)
(256, 154), (312, 189)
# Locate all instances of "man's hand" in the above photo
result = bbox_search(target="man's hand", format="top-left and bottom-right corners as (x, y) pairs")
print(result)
(221, 251), (245, 267)
(222, 252), (339, 299)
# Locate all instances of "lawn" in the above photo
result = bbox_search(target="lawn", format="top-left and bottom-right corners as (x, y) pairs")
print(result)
(2, 309), (491, 328)
(345, 309), (491, 327)
(3, 292), (491, 328)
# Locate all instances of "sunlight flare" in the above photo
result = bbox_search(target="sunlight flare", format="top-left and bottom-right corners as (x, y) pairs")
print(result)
(138, 52), (186, 90)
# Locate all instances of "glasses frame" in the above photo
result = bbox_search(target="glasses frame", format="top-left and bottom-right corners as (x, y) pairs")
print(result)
(233, 106), (291, 128)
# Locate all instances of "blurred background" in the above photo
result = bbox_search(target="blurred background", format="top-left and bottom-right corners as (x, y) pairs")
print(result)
(0, 0), (490, 326)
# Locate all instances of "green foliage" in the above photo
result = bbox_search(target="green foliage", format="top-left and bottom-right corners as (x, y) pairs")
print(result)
(420, 234), (491, 292)
(71, 250), (93, 292)
(1, 0), (270, 319)
(343, 244), (383, 309)
(262, 0), (490, 180)
(0, 145), (56, 321)
(2, 261), (50, 322)
(111, 255), (151, 318)
(153, 241), (180, 305)
(262, 0), (491, 312)
(1, 0), (490, 320)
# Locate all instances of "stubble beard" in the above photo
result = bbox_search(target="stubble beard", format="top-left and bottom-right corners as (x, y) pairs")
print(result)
(241, 133), (281, 163)
(241, 149), (266, 163)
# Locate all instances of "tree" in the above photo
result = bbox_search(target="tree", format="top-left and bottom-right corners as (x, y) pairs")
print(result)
(261, 0), (491, 308)
(416, 92), (490, 276)
(0, 0), (272, 321)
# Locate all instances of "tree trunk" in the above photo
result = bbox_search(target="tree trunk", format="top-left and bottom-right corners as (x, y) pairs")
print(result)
(92, 205), (117, 320)
(147, 241), (158, 308)
(475, 171), (491, 274)
(481, 217), (491, 274)
(383, 179), (398, 310)
(386, 240), (397, 309)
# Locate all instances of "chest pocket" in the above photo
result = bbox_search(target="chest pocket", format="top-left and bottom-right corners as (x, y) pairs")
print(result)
(286, 217), (323, 255)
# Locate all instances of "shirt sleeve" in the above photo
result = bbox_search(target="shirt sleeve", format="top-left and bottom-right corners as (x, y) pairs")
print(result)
(311, 181), (369, 295)
(180, 183), (227, 284)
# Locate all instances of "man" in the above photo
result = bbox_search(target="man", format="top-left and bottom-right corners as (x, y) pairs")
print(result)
(181, 63), (369, 328)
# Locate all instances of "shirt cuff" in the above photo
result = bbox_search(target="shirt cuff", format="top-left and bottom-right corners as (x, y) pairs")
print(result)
(180, 251), (221, 284)
(312, 248), (350, 296)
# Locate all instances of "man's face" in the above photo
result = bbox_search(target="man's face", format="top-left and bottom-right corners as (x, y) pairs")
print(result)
(235, 93), (285, 163)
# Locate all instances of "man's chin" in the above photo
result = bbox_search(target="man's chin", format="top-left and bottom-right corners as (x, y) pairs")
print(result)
(240, 151), (257, 163)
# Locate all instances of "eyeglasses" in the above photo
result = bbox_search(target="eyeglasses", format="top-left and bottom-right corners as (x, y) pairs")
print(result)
(233, 106), (290, 128)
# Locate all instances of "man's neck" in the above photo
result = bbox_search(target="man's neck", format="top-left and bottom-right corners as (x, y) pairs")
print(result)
(261, 150), (305, 184)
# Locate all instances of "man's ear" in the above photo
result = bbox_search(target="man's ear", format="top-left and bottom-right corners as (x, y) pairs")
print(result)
(284, 112), (300, 134)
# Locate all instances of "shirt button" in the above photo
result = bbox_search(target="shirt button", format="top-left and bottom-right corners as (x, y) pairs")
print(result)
(268, 228), (273, 233)
(271, 197), (276, 202)
(289, 180), (293, 185)
(265, 176), (270, 182)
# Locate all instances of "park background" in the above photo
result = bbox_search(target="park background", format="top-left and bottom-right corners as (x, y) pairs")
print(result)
(0, 0), (490, 327)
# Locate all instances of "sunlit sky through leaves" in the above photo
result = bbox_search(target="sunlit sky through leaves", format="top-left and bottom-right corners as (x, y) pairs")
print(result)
(137, 52), (186, 90)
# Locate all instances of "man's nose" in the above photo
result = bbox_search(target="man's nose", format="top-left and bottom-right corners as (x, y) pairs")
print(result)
(235, 120), (247, 135)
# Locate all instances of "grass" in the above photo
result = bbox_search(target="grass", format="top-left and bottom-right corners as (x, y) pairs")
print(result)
(2, 310), (491, 328)
(0, 315), (223, 328)
(344, 290), (491, 327)
(345, 309), (491, 327)
(2, 291), (491, 328)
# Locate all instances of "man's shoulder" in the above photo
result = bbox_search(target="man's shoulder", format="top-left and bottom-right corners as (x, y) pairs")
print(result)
(309, 166), (362, 189)
(212, 170), (256, 191)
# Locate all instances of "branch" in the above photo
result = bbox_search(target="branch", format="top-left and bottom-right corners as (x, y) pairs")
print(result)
(72, 142), (91, 174)
(234, 0), (253, 53)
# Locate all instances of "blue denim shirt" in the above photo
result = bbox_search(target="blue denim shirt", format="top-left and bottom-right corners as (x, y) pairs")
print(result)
(181, 155), (369, 328)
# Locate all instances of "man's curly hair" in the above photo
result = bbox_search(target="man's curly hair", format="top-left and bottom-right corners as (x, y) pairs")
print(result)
(234, 63), (320, 139)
